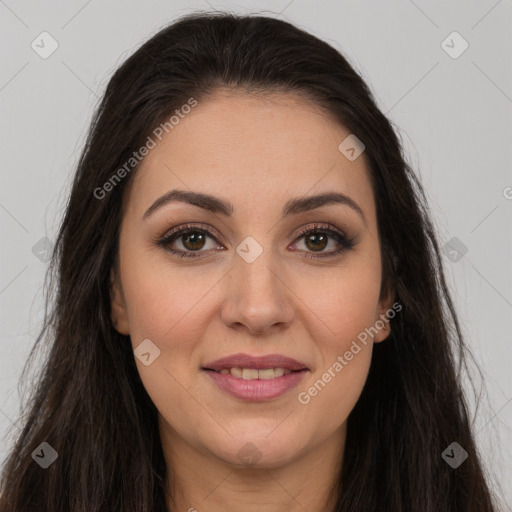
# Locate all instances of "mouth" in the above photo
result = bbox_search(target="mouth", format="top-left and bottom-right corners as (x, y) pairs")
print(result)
(202, 352), (309, 373)
(202, 367), (306, 380)
(201, 353), (310, 401)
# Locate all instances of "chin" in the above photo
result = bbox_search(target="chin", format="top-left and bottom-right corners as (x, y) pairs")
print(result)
(207, 431), (305, 469)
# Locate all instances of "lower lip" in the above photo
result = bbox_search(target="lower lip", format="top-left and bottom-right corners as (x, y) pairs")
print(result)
(204, 369), (308, 401)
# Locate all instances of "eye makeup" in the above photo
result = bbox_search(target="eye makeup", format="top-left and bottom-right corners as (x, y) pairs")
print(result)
(153, 221), (358, 260)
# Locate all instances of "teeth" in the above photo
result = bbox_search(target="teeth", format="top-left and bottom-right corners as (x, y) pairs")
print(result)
(258, 368), (276, 380)
(274, 368), (285, 377)
(230, 367), (243, 378)
(242, 368), (259, 380)
(217, 367), (293, 379)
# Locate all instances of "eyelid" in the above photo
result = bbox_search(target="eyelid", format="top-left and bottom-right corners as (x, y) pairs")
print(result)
(160, 221), (348, 243)
(159, 222), (225, 244)
(155, 220), (357, 260)
(293, 222), (348, 240)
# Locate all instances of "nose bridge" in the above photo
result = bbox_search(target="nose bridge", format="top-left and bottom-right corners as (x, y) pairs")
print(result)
(221, 236), (294, 333)
(235, 236), (284, 305)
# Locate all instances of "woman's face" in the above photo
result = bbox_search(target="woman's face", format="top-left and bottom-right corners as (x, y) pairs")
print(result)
(111, 90), (392, 469)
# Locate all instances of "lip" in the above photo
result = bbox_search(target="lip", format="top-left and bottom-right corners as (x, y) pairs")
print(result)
(204, 368), (308, 401)
(201, 352), (310, 401)
(202, 353), (309, 372)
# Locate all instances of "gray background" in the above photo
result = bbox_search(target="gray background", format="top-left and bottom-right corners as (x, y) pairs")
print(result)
(1, 0), (511, 508)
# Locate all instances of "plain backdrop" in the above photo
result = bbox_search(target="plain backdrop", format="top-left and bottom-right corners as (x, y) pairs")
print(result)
(1, 0), (511, 508)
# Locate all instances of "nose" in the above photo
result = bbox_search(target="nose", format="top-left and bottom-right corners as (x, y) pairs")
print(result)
(220, 249), (295, 335)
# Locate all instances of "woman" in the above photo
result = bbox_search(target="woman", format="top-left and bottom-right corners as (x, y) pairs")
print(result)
(0, 11), (500, 512)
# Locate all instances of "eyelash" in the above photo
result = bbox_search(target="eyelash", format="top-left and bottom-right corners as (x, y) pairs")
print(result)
(156, 222), (357, 260)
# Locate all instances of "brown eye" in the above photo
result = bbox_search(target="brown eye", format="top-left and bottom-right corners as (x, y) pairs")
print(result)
(181, 231), (207, 251)
(157, 222), (356, 260)
(157, 224), (222, 258)
(293, 223), (357, 260)
(304, 232), (328, 252)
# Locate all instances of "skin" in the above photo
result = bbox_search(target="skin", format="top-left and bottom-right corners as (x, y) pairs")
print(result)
(110, 90), (393, 512)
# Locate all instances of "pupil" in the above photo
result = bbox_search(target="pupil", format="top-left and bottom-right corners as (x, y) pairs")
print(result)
(307, 233), (327, 251)
(184, 232), (204, 250)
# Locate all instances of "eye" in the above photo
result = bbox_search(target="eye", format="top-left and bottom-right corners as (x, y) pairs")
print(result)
(291, 223), (357, 260)
(156, 222), (357, 259)
(156, 223), (222, 258)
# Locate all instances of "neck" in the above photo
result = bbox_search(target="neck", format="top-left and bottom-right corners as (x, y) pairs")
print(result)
(160, 419), (346, 512)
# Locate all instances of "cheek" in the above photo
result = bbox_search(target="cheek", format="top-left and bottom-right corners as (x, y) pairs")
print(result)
(120, 245), (216, 344)
(295, 254), (383, 347)
(296, 341), (372, 445)
(295, 301), (376, 434)
(120, 254), (215, 427)
(293, 257), (381, 422)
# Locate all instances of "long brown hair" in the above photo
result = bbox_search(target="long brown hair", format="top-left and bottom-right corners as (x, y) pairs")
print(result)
(0, 11), (500, 511)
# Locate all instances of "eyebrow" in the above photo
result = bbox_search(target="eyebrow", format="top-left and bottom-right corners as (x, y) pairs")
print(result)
(142, 189), (366, 224)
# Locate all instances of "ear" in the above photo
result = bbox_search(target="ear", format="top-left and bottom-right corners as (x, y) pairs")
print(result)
(109, 267), (130, 335)
(373, 280), (395, 344)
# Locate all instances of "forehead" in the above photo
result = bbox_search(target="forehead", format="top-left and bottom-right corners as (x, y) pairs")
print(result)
(125, 90), (376, 222)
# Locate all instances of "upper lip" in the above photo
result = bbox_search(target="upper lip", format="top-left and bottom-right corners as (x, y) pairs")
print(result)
(202, 353), (309, 371)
